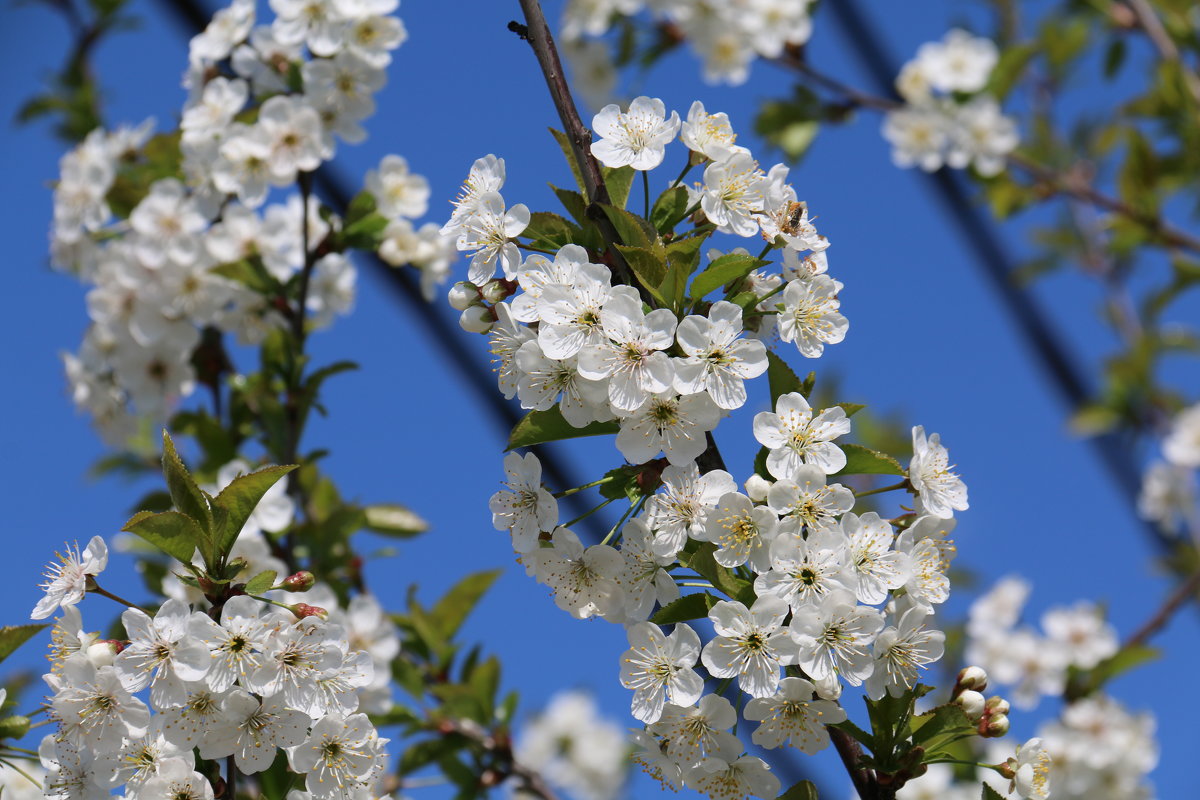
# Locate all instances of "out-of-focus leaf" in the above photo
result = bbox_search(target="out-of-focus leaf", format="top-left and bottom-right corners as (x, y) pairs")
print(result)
(506, 406), (619, 450)
(0, 626), (47, 666)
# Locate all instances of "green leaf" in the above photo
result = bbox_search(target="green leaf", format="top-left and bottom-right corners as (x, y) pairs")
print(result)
(838, 402), (866, 417)
(211, 258), (283, 296)
(987, 43), (1035, 100)
(467, 655), (501, 719)
(777, 780), (818, 800)
(254, 750), (295, 800)
(615, 244), (668, 303)
(1066, 643), (1160, 700)
(0, 625), (47, 666)
(211, 465), (298, 562)
(0, 715), (31, 740)
(430, 569), (503, 640)
(603, 165), (636, 210)
(549, 128), (587, 196)
(122, 509), (204, 563)
(982, 784), (1006, 800)
(665, 233), (706, 275)
(345, 191), (377, 226)
(1103, 37), (1127, 80)
(524, 211), (584, 251)
(650, 186), (691, 233)
(551, 185), (589, 226)
(160, 430), (213, 537)
(506, 406), (619, 451)
(833, 444), (905, 477)
(342, 212), (390, 250)
(364, 504), (429, 538)
(766, 351), (807, 403)
(689, 253), (769, 301)
(659, 260), (690, 313)
(244, 570), (278, 595)
(830, 718), (875, 751)
(682, 544), (755, 605)
(910, 704), (975, 747)
(600, 203), (657, 249)
(400, 737), (461, 776)
(651, 592), (718, 624)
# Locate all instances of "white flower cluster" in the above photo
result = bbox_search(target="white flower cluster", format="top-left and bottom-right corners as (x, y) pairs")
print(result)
(515, 691), (628, 800)
(560, 0), (815, 86)
(1027, 694), (1156, 800)
(34, 565), (395, 800)
(965, 577), (1119, 709)
(50, 0), (447, 445)
(448, 102), (843, 470)
(449, 96), (972, 799)
(882, 29), (1018, 177)
(1139, 402), (1200, 536)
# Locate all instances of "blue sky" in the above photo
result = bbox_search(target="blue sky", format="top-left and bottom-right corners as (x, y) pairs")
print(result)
(1, 0), (1195, 797)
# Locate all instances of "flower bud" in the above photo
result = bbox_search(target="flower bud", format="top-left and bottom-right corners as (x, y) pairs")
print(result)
(86, 640), (121, 668)
(0, 715), (31, 740)
(281, 571), (316, 592)
(981, 713), (1010, 738)
(459, 305), (494, 334)
(955, 689), (986, 721)
(812, 672), (842, 701)
(448, 281), (479, 311)
(290, 603), (328, 620)
(744, 474), (773, 503)
(985, 696), (1010, 716)
(480, 280), (509, 305)
(957, 665), (988, 692)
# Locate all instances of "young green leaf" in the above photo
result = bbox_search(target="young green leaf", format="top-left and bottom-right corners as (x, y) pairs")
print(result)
(430, 569), (503, 640)
(122, 509), (206, 564)
(0, 625), (47, 666)
(603, 165), (636, 210)
(981, 784), (1006, 800)
(524, 211), (584, 251)
(777, 780), (819, 800)
(364, 504), (429, 538)
(651, 592), (718, 625)
(211, 465), (298, 560)
(160, 430), (213, 535)
(549, 128), (587, 196)
(615, 244), (669, 304)
(344, 190), (377, 226)
(650, 185), (691, 233)
(506, 406), (619, 451)
(681, 544), (756, 605)
(766, 351), (807, 403)
(689, 252), (769, 301)
(834, 444), (905, 477)
(600, 203), (658, 250)
(244, 570), (278, 595)
(910, 704), (975, 747)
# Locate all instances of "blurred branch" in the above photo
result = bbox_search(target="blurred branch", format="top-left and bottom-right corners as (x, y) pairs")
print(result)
(1124, 569), (1200, 651)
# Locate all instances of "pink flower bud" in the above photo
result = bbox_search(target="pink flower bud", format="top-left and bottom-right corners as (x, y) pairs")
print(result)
(281, 571), (316, 592)
(291, 603), (328, 619)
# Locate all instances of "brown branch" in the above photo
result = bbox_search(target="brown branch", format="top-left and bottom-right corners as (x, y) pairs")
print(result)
(512, 0), (642, 296)
(1123, 0), (1200, 105)
(1124, 568), (1200, 651)
(829, 725), (877, 800)
(437, 718), (561, 800)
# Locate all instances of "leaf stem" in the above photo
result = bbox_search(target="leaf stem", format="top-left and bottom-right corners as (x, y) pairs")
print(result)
(669, 158), (694, 190)
(562, 496), (616, 529)
(86, 580), (143, 611)
(553, 475), (614, 498)
(642, 169), (650, 219)
(854, 480), (910, 499)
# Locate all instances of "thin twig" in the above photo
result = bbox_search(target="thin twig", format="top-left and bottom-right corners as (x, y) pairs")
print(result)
(1123, 0), (1200, 104)
(1124, 569), (1200, 650)
(770, 49), (1200, 257)
(512, 0), (645, 299)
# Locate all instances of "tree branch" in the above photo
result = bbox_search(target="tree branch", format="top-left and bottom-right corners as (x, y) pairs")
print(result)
(512, 0), (642, 296)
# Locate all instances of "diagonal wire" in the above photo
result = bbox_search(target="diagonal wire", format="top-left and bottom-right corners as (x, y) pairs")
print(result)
(823, 0), (1173, 555)
(155, 0), (606, 540)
